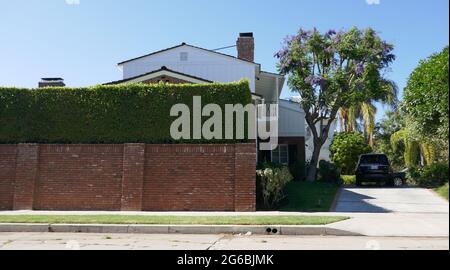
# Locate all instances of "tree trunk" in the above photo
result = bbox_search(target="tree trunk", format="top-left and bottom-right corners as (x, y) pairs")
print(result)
(306, 142), (323, 182)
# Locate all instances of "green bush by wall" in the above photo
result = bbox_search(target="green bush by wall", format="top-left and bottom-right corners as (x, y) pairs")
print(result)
(0, 81), (252, 144)
(317, 160), (341, 184)
(407, 163), (449, 188)
(340, 175), (356, 186)
(330, 132), (373, 175)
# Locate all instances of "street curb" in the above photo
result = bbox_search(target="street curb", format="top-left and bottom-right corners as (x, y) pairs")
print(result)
(0, 223), (362, 236)
(0, 223), (50, 233)
(330, 187), (343, 212)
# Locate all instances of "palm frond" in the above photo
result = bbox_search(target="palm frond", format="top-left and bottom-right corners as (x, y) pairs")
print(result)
(361, 102), (377, 146)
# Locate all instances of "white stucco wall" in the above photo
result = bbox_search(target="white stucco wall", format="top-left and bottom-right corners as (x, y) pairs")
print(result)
(120, 45), (257, 92)
(278, 100), (306, 137)
(305, 119), (338, 162)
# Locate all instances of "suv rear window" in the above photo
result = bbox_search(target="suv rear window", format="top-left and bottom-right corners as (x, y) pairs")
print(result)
(359, 155), (389, 165)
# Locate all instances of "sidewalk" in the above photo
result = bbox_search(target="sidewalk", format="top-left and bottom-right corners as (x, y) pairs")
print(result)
(1, 210), (448, 237)
(0, 210), (353, 216)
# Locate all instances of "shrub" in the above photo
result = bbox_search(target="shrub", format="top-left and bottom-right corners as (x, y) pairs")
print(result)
(0, 81), (252, 144)
(317, 160), (341, 183)
(408, 163), (449, 188)
(406, 166), (422, 186)
(289, 160), (306, 181)
(403, 47), (449, 142)
(256, 163), (294, 210)
(330, 132), (373, 175)
(341, 175), (356, 186)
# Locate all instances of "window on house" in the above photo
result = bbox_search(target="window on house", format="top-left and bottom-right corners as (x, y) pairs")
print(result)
(180, 52), (188, 61)
(271, 145), (289, 165)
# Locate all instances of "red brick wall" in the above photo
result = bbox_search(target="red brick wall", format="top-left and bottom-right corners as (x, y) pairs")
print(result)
(0, 143), (256, 211)
(142, 145), (236, 211)
(34, 145), (124, 211)
(0, 145), (16, 210)
(121, 144), (145, 211)
(13, 144), (39, 210)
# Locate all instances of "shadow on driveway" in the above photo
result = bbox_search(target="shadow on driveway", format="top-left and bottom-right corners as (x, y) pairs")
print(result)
(334, 189), (392, 213)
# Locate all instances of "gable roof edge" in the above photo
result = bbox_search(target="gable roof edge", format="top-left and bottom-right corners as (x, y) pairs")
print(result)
(104, 66), (213, 85)
(117, 43), (261, 67)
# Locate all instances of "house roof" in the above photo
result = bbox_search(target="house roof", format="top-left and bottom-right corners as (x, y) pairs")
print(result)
(117, 43), (260, 66)
(104, 66), (213, 85)
(105, 66), (262, 100)
(260, 70), (284, 78)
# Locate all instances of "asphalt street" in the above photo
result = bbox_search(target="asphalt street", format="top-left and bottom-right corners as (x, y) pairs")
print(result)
(0, 232), (447, 250)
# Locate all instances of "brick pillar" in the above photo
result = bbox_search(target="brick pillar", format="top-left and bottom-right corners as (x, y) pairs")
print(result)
(13, 144), (39, 210)
(121, 144), (145, 211)
(234, 144), (257, 212)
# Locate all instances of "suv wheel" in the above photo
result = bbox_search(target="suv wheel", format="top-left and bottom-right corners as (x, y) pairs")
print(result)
(392, 177), (404, 187)
(356, 177), (363, 187)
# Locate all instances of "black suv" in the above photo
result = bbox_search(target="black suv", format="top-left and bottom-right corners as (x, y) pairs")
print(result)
(355, 154), (405, 187)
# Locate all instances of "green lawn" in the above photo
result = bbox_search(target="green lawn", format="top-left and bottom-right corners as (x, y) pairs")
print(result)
(434, 183), (449, 200)
(280, 181), (340, 212)
(0, 215), (348, 226)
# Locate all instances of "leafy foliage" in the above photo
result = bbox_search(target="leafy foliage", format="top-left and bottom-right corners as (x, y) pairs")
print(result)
(402, 47), (449, 142)
(339, 83), (398, 147)
(390, 129), (422, 167)
(373, 110), (406, 170)
(386, 47), (449, 168)
(318, 160), (341, 183)
(341, 175), (356, 186)
(398, 47), (449, 164)
(289, 160), (306, 181)
(0, 81), (252, 144)
(330, 132), (373, 174)
(407, 163), (449, 188)
(275, 27), (395, 181)
(256, 163), (294, 210)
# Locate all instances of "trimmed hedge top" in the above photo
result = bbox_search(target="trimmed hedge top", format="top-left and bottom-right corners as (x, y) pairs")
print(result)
(0, 80), (252, 144)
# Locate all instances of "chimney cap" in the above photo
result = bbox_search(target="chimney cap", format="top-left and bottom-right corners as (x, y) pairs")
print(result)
(239, 32), (253, 38)
(41, 77), (64, 81)
(39, 77), (65, 88)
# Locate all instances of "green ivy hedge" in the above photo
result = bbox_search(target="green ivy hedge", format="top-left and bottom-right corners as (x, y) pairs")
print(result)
(0, 80), (252, 144)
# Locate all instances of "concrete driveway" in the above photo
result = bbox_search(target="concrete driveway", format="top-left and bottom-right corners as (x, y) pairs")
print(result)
(334, 187), (449, 213)
(329, 187), (449, 237)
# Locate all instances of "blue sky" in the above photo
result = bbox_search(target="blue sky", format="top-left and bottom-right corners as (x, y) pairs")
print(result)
(0, 0), (448, 120)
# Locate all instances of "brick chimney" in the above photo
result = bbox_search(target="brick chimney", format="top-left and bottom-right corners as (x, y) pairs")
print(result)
(39, 78), (65, 88)
(237, 32), (254, 62)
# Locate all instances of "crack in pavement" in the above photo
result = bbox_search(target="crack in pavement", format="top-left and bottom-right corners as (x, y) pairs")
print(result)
(0, 239), (14, 248)
(206, 234), (228, 250)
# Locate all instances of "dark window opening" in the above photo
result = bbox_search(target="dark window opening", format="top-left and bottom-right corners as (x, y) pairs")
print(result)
(360, 155), (389, 165)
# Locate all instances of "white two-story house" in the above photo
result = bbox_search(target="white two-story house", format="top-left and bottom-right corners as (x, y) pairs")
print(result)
(106, 33), (307, 178)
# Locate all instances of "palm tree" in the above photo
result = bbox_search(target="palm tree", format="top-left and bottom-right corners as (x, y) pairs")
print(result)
(390, 128), (436, 166)
(339, 79), (398, 147)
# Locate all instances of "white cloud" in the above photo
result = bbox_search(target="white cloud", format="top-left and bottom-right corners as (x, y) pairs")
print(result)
(65, 0), (80, 5)
(366, 0), (381, 5)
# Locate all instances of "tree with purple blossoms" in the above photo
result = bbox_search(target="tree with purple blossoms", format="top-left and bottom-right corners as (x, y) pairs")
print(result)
(275, 27), (396, 182)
